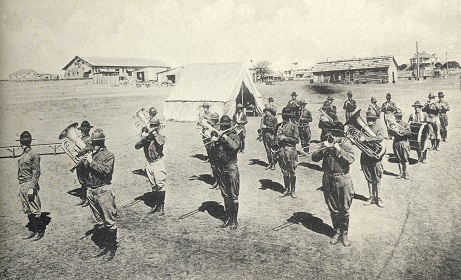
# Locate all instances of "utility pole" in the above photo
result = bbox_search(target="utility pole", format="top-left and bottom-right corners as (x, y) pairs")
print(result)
(416, 42), (420, 80)
(446, 52), (449, 77)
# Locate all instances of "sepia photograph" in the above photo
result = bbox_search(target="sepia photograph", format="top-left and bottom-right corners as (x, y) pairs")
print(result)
(0, 0), (460, 279)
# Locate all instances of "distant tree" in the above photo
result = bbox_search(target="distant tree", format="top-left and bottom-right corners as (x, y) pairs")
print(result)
(398, 64), (408, 70)
(443, 61), (460, 69)
(434, 62), (442, 69)
(254, 61), (272, 82)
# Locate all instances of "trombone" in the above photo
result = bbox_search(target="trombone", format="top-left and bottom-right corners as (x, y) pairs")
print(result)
(316, 106), (334, 122)
(187, 124), (243, 153)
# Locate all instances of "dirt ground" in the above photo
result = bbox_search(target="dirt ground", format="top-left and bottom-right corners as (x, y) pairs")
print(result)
(0, 77), (460, 279)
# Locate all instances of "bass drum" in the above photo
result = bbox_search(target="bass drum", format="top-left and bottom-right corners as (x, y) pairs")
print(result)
(409, 122), (430, 152)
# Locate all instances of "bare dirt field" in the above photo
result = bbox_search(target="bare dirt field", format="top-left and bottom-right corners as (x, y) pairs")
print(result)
(0, 77), (460, 279)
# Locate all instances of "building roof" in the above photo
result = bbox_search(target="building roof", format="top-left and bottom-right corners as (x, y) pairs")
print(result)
(411, 51), (436, 59)
(11, 69), (37, 76)
(62, 56), (169, 70)
(311, 56), (397, 73)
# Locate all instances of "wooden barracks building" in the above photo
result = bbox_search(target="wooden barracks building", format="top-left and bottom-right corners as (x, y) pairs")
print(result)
(311, 55), (398, 84)
(62, 56), (170, 85)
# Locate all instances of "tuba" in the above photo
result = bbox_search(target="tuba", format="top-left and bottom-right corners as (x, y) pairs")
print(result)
(344, 110), (386, 159)
(59, 122), (90, 171)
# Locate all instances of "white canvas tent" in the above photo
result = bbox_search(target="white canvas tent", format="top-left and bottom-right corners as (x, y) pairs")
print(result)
(164, 62), (264, 122)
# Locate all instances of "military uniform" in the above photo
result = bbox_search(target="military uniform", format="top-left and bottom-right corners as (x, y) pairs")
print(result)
(389, 118), (411, 179)
(75, 121), (93, 206)
(343, 93), (357, 121)
(298, 107), (313, 152)
(437, 93), (450, 142)
(408, 101), (428, 163)
(422, 96), (441, 150)
(261, 110), (278, 169)
(18, 133), (46, 240)
(265, 101), (277, 116)
(381, 97), (397, 137)
(135, 122), (167, 214)
(233, 107), (248, 153)
(312, 136), (355, 247)
(277, 113), (300, 198)
(84, 130), (117, 260)
(360, 117), (385, 207)
(318, 103), (339, 141)
(208, 116), (241, 229)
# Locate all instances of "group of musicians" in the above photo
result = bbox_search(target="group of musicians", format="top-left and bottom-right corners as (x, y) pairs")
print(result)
(15, 91), (450, 258)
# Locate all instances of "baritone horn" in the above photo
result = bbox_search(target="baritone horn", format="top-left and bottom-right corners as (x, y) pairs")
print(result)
(59, 122), (90, 171)
(344, 110), (386, 159)
(316, 107), (334, 122)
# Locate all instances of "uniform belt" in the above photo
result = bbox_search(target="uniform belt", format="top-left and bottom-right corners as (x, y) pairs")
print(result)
(326, 172), (345, 176)
(88, 184), (108, 189)
(147, 157), (163, 163)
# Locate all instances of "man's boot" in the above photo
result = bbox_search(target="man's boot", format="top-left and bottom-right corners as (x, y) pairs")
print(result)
(329, 215), (341, 245)
(93, 227), (110, 257)
(290, 176), (297, 198)
(149, 191), (159, 213)
(158, 191), (165, 216)
(229, 202), (239, 230)
(341, 218), (351, 247)
(103, 229), (118, 261)
(24, 214), (37, 239)
(279, 176), (290, 198)
(220, 201), (233, 228)
(435, 139), (440, 151)
(33, 216), (45, 241)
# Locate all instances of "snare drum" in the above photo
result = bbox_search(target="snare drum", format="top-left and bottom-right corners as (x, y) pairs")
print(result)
(409, 122), (430, 152)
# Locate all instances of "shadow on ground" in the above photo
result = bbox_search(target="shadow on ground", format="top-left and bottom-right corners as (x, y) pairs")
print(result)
(259, 179), (284, 193)
(274, 212), (335, 238)
(249, 159), (268, 167)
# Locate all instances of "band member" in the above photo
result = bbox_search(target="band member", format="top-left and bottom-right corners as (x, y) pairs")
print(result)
(75, 120), (93, 207)
(198, 102), (211, 125)
(408, 101), (428, 163)
(287, 92), (302, 121)
(360, 111), (385, 207)
(298, 100), (312, 154)
(260, 107), (278, 170)
(389, 109), (411, 180)
(368, 97), (381, 119)
(318, 96), (339, 141)
(437, 92), (450, 142)
(84, 129), (117, 261)
(277, 107), (300, 198)
(208, 115), (241, 230)
(17, 131), (46, 240)
(135, 118), (167, 214)
(422, 93), (441, 151)
(233, 103), (247, 153)
(208, 113), (221, 188)
(148, 107), (157, 120)
(265, 97), (277, 115)
(311, 124), (355, 247)
(381, 93), (397, 138)
(343, 91), (357, 122)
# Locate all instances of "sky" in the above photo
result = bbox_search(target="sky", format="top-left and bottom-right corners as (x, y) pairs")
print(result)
(0, 0), (460, 78)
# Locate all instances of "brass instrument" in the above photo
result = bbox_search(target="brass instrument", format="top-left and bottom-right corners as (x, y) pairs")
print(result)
(386, 114), (407, 136)
(59, 123), (90, 171)
(344, 110), (386, 159)
(316, 107), (334, 122)
(187, 121), (243, 153)
(124, 109), (164, 145)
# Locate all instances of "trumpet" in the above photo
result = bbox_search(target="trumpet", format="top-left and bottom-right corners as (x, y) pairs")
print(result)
(316, 107), (334, 122)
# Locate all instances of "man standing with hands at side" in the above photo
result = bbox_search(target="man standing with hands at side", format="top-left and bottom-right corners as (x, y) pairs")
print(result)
(343, 91), (357, 122)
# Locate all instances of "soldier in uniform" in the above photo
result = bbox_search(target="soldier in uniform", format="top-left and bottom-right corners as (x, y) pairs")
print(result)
(368, 97), (381, 119)
(260, 107), (278, 170)
(389, 109), (411, 180)
(311, 124), (355, 247)
(233, 104), (248, 153)
(381, 93), (397, 138)
(75, 120), (93, 207)
(265, 97), (277, 115)
(343, 91), (357, 122)
(318, 96), (339, 141)
(148, 107), (158, 120)
(208, 115), (241, 230)
(408, 101), (428, 163)
(84, 129), (117, 261)
(17, 131), (46, 240)
(437, 92), (450, 142)
(135, 118), (167, 215)
(360, 111), (385, 207)
(298, 100), (313, 154)
(277, 107), (300, 198)
(287, 92), (302, 121)
(422, 93), (441, 151)
(207, 113), (221, 188)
